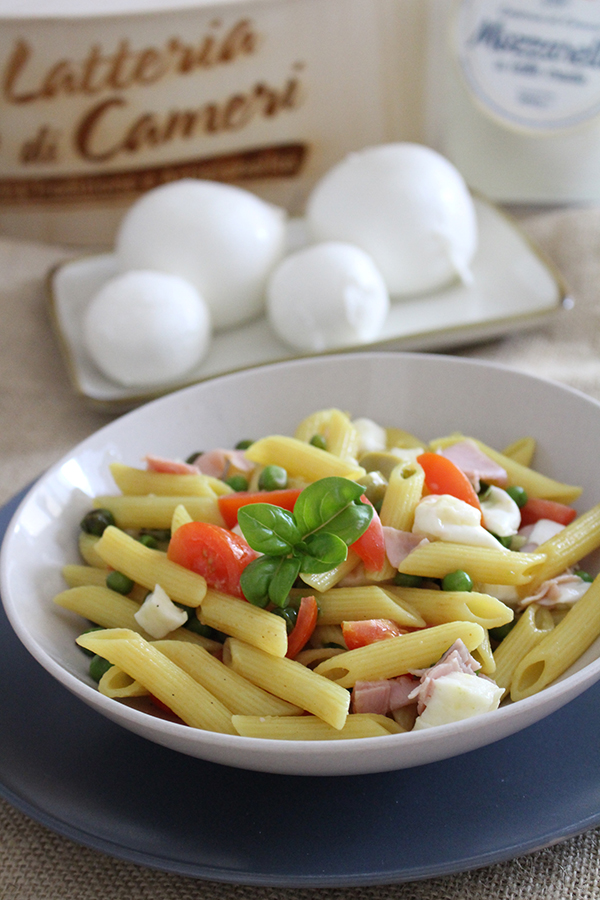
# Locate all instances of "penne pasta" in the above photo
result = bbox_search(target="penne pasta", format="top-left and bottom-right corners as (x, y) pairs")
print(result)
(399, 541), (545, 585)
(153, 640), (301, 716)
(386, 586), (513, 629)
(99, 666), (150, 698)
(199, 589), (288, 657)
(379, 461), (425, 532)
(232, 713), (395, 740)
(77, 628), (236, 733)
(226, 637), (350, 729)
(313, 621), (486, 688)
(94, 525), (207, 607)
(109, 462), (232, 497)
(298, 585), (425, 628)
(93, 494), (226, 529)
(501, 436), (536, 467)
(244, 435), (365, 482)
(510, 575), (600, 701)
(492, 604), (554, 698)
(54, 585), (220, 651)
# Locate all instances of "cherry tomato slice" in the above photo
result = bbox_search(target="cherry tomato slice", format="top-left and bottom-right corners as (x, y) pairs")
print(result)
(351, 498), (386, 572)
(167, 521), (258, 598)
(218, 488), (302, 529)
(417, 452), (481, 512)
(519, 497), (577, 528)
(341, 618), (404, 651)
(286, 595), (319, 659)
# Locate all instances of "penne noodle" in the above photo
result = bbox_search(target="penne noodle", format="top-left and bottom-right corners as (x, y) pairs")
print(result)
(109, 462), (232, 497)
(93, 495), (226, 529)
(472, 628), (495, 675)
(386, 586), (513, 629)
(385, 427), (426, 450)
(313, 621), (486, 688)
(510, 575), (600, 701)
(171, 503), (194, 532)
(199, 589), (288, 657)
(492, 604), (555, 698)
(299, 584), (426, 628)
(226, 637), (350, 730)
(299, 550), (362, 592)
(399, 541), (545, 585)
(232, 713), (395, 740)
(77, 628), (235, 733)
(78, 532), (107, 568)
(153, 640), (301, 716)
(99, 666), (150, 698)
(94, 526), (207, 607)
(54, 585), (220, 651)
(379, 461), (425, 532)
(62, 564), (108, 588)
(501, 436), (536, 467)
(244, 435), (365, 482)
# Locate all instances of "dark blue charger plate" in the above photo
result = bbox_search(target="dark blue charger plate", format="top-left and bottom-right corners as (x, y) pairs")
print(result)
(2, 486), (600, 887)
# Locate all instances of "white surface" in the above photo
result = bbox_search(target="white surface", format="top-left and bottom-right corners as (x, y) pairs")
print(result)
(2, 351), (600, 776)
(49, 196), (568, 410)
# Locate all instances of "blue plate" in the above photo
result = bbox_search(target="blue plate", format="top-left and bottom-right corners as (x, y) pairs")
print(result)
(1, 486), (600, 886)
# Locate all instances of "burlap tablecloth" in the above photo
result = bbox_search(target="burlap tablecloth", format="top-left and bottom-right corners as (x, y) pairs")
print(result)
(2, 206), (600, 898)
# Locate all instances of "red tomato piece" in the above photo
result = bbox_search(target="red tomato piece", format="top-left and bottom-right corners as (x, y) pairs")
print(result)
(519, 497), (577, 528)
(417, 452), (482, 513)
(167, 521), (258, 598)
(218, 488), (302, 529)
(351, 498), (386, 572)
(341, 619), (404, 651)
(286, 595), (319, 659)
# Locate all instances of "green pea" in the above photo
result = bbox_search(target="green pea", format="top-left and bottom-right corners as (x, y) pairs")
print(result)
(394, 572), (424, 588)
(506, 485), (528, 508)
(106, 570), (134, 595)
(442, 569), (473, 592)
(184, 615), (223, 640)
(489, 621), (515, 643)
(225, 474), (249, 492)
(490, 532), (513, 549)
(138, 533), (158, 549)
(77, 626), (104, 657)
(80, 508), (115, 536)
(235, 439), (254, 450)
(258, 465), (288, 491)
(271, 606), (298, 634)
(185, 452), (202, 464)
(575, 569), (594, 583)
(140, 528), (171, 543)
(309, 434), (327, 450)
(89, 654), (112, 683)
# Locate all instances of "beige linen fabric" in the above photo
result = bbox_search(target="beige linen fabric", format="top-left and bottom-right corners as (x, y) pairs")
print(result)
(1, 207), (600, 898)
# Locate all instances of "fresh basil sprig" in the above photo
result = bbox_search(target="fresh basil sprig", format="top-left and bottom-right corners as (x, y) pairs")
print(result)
(238, 476), (373, 608)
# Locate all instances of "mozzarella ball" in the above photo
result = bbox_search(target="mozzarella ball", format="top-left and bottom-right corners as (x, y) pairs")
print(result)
(83, 270), (211, 387)
(306, 143), (478, 296)
(115, 179), (287, 330)
(266, 241), (389, 352)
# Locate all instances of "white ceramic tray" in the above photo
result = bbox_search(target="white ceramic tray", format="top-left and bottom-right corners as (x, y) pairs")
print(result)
(47, 196), (570, 411)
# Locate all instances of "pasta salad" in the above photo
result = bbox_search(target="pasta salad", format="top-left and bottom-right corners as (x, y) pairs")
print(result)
(56, 408), (600, 740)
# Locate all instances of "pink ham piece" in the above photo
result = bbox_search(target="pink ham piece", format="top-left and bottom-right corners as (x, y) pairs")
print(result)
(439, 439), (508, 491)
(145, 455), (201, 475)
(352, 675), (417, 715)
(383, 527), (428, 568)
(518, 572), (591, 610)
(409, 639), (480, 714)
(145, 450), (254, 480)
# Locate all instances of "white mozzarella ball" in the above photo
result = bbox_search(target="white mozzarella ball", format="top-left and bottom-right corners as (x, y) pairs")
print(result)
(83, 269), (211, 387)
(306, 143), (478, 296)
(266, 241), (390, 352)
(115, 179), (287, 330)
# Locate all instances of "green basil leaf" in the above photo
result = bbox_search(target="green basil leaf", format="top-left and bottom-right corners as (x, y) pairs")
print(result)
(239, 555), (280, 607)
(299, 532), (348, 573)
(294, 477), (365, 537)
(320, 501), (373, 546)
(268, 556), (302, 607)
(237, 504), (302, 556)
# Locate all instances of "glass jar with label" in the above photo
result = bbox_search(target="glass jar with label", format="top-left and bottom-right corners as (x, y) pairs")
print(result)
(428, 0), (600, 205)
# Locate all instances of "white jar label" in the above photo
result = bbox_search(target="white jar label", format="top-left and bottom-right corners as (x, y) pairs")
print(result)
(455, 0), (600, 132)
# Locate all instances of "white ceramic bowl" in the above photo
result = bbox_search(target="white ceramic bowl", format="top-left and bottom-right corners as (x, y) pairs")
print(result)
(2, 351), (600, 776)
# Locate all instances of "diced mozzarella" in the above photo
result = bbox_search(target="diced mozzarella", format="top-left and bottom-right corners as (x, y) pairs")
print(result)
(412, 671), (503, 729)
(519, 518), (565, 552)
(134, 584), (188, 638)
(480, 485), (521, 537)
(412, 494), (506, 549)
(352, 418), (387, 454)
